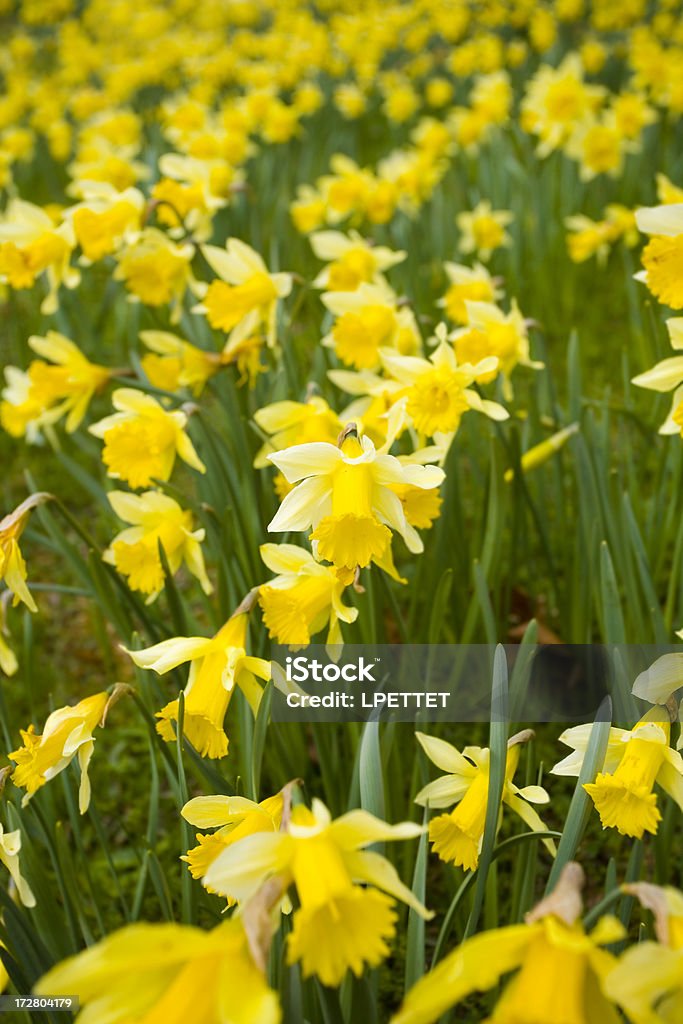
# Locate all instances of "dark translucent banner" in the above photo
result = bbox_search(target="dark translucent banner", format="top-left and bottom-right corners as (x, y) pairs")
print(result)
(269, 644), (683, 723)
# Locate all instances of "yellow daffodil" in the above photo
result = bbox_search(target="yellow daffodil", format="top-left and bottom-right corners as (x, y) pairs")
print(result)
(380, 334), (508, 438)
(0, 823), (35, 908)
(552, 710), (683, 838)
(139, 329), (220, 397)
(322, 282), (421, 370)
(89, 388), (205, 489)
(632, 653), (683, 749)
(181, 790), (284, 894)
(152, 152), (233, 241)
(521, 54), (605, 157)
(114, 228), (195, 320)
(635, 203), (683, 309)
(253, 396), (343, 470)
(1, 331), (112, 437)
(258, 542), (358, 646)
(194, 238), (292, 349)
(35, 918), (281, 1024)
(440, 261), (502, 325)
(66, 181), (144, 262)
(415, 730), (555, 871)
(267, 426), (444, 576)
(9, 691), (109, 813)
(393, 863), (625, 1024)
(203, 797), (431, 988)
(566, 112), (635, 182)
(125, 610), (270, 759)
(290, 184), (326, 234)
(310, 230), (405, 291)
(0, 198), (79, 313)
(452, 299), (542, 399)
(0, 493), (51, 612)
(103, 489), (211, 601)
(456, 200), (514, 261)
(605, 882), (683, 1024)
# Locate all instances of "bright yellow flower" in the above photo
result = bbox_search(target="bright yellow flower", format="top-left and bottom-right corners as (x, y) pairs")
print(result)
(415, 730), (554, 871)
(267, 427), (444, 576)
(195, 238), (292, 349)
(67, 181), (144, 262)
(89, 388), (205, 489)
(393, 863), (624, 1024)
(0, 823), (35, 908)
(35, 918), (281, 1024)
(258, 542), (358, 646)
(553, 710), (683, 838)
(152, 152), (234, 241)
(521, 54), (605, 157)
(310, 230), (405, 291)
(9, 691), (109, 813)
(104, 489), (211, 601)
(254, 397), (343, 477)
(0, 198), (79, 313)
(114, 228), (195, 319)
(453, 300), (542, 399)
(605, 883), (683, 1024)
(290, 184), (326, 234)
(566, 113), (633, 182)
(456, 200), (514, 261)
(125, 611), (270, 759)
(440, 261), (502, 324)
(0, 493), (50, 612)
(203, 798), (430, 988)
(139, 330), (220, 397)
(334, 83), (367, 120)
(181, 790), (284, 895)
(2, 331), (112, 437)
(636, 203), (683, 309)
(380, 333), (508, 438)
(322, 282), (420, 370)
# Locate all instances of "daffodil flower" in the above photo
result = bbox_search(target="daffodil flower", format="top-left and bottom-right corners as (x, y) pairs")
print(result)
(125, 611), (270, 759)
(321, 281), (421, 370)
(0, 493), (51, 612)
(181, 790), (284, 895)
(0, 824), (36, 908)
(139, 329), (221, 397)
(35, 918), (281, 1024)
(635, 203), (683, 310)
(605, 882), (683, 1023)
(439, 261), (502, 324)
(258, 542), (358, 646)
(393, 863), (625, 1024)
(267, 427), (444, 576)
(415, 730), (555, 871)
(453, 300), (543, 399)
(194, 238), (292, 349)
(103, 489), (212, 601)
(66, 181), (144, 262)
(521, 54), (606, 157)
(253, 396), (343, 470)
(152, 152), (233, 241)
(310, 230), (405, 290)
(552, 709), (683, 838)
(114, 228), (195, 320)
(203, 797), (431, 987)
(89, 388), (205, 489)
(0, 198), (79, 314)
(456, 200), (514, 261)
(380, 335), (508, 438)
(632, 318), (683, 435)
(9, 691), (109, 813)
(1, 332), (112, 438)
